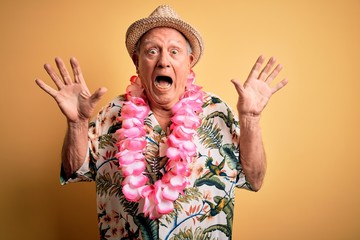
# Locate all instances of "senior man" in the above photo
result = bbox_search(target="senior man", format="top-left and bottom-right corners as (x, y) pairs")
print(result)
(35, 5), (287, 240)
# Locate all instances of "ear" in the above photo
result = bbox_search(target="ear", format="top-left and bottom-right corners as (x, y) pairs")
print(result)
(188, 54), (194, 68)
(132, 53), (139, 69)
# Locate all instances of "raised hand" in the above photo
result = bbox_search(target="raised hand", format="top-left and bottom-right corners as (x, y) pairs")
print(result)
(231, 55), (288, 118)
(35, 57), (107, 123)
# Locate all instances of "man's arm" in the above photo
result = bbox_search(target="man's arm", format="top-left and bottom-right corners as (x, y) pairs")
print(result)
(239, 115), (266, 191)
(61, 121), (89, 179)
(231, 55), (288, 191)
(35, 57), (107, 178)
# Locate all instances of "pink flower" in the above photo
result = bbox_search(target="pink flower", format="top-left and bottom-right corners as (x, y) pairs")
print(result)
(173, 96), (203, 114)
(182, 89), (204, 99)
(167, 135), (197, 157)
(165, 160), (190, 176)
(171, 114), (201, 129)
(184, 70), (204, 97)
(122, 184), (142, 201)
(169, 174), (188, 190)
(171, 125), (196, 140)
(126, 76), (146, 98)
(116, 126), (146, 139)
(166, 147), (181, 161)
(116, 149), (145, 165)
(121, 101), (149, 119)
(116, 138), (147, 151)
(123, 174), (148, 188)
(122, 117), (144, 128)
(141, 182), (175, 218)
(179, 141), (197, 156)
(120, 160), (146, 176)
(142, 185), (162, 219)
(162, 172), (188, 191)
(161, 184), (179, 201)
(128, 96), (148, 106)
(155, 187), (174, 214)
(122, 174), (148, 201)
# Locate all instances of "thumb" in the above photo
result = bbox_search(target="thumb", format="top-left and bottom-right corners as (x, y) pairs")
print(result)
(230, 79), (244, 96)
(90, 87), (107, 104)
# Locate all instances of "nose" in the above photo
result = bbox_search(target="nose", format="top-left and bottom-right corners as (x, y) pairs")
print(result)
(157, 52), (170, 68)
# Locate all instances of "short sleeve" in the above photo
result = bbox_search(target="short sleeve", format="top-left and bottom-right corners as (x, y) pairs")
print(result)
(201, 93), (254, 191)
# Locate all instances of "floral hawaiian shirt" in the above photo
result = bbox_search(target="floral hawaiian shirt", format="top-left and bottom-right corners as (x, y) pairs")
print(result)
(61, 92), (253, 240)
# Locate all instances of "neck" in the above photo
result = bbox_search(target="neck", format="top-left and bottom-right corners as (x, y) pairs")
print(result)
(151, 106), (173, 131)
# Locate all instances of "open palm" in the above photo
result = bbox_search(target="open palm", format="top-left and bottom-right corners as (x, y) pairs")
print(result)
(232, 55), (288, 117)
(35, 57), (107, 123)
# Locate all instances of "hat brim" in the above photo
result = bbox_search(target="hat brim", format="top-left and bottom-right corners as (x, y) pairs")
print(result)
(126, 17), (203, 67)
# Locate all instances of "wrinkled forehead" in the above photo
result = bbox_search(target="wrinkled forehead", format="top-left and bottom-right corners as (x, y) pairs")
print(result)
(138, 27), (189, 47)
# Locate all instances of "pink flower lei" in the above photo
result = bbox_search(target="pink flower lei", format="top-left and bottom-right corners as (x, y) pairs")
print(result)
(115, 71), (205, 219)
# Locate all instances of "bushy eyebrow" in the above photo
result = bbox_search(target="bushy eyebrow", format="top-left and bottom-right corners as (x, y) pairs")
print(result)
(136, 38), (192, 55)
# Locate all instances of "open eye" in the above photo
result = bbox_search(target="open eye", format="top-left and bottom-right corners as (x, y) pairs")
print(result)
(148, 49), (158, 55)
(171, 49), (179, 55)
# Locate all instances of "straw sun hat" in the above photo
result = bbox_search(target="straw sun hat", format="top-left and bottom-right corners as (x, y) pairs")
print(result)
(125, 5), (204, 67)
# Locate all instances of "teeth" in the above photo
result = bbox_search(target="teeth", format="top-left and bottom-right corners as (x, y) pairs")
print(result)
(155, 76), (173, 90)
(154, 80), (171, 89)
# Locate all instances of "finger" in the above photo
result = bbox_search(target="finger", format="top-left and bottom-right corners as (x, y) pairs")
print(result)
(272, 78), (288, 94)
(70, 57), (85, 84)
(259, 57), (276, 81)
(55, 57), (72, 84)
(247, 55), (265, 82)
(35, 79), (58, 98)
(266, 64), (283, 84)
(44, 63), (65, 89)
(70, 57), (91, 94)
(230, 79), (244, 96)
(89, 87), (108, 106)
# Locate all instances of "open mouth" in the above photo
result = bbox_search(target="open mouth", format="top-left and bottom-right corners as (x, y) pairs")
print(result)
(155, 76), (173, 89)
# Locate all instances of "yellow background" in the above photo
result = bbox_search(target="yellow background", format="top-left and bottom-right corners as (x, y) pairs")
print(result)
(1, 0), (359, 239)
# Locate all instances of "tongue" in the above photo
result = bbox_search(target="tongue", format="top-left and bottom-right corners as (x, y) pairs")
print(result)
(155, 77), (172, 89)
(158, 79), (171, 87)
